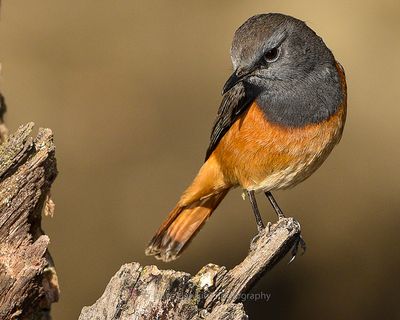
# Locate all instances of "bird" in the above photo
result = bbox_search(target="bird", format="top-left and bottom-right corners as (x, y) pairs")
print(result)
(145, 13), (347, 262)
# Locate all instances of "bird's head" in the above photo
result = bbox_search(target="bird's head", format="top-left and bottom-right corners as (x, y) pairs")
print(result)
(223, 13), (343, 127)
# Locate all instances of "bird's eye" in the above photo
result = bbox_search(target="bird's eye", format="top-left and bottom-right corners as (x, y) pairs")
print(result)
(264, 47), (280, 63)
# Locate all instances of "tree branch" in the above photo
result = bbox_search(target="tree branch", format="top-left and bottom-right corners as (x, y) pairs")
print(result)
(79, 218), (301, 320)
(0, 115), (59, 320)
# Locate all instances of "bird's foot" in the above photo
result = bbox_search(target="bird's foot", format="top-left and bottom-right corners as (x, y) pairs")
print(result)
(288, 234), (306, 264)
(277, 212), (286, 220)
(250, 221), (271, 250)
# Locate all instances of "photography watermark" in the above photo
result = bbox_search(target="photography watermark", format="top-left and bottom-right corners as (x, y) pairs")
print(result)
(151, 290), (272, 303)
(236, 292), (271, 302)
(209, 291), (271, 302)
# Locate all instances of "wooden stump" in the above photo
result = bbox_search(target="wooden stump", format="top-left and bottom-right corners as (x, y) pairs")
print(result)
(79, 218), (301, 320)
(0, 98), (59, 320)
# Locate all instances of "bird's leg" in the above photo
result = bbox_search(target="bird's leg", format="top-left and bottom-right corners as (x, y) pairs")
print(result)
(264, 191), (306, 261)
(264, 191), (285, 220)
(246, 190), (265, 232)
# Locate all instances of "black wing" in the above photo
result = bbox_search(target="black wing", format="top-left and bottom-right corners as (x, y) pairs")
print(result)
(205, 82), (260, 161)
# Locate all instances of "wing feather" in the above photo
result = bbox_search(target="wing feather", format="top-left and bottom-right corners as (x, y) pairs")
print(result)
(205, 82), (259, 160)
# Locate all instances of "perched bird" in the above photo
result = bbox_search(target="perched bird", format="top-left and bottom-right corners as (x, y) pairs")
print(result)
(145, 13), (347, 262)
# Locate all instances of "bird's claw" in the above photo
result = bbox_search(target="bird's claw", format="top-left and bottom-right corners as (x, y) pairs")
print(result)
(250, 221), (272, 250)
(266, 221), (271, 233)
(288, 234), (306, 264)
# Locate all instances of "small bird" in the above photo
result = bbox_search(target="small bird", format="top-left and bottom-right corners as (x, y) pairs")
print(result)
(145, 13), (347, 262)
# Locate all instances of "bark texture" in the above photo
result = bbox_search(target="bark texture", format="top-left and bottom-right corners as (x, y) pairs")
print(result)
(80, 217), (301, 320)
(0, 98), (59, 320)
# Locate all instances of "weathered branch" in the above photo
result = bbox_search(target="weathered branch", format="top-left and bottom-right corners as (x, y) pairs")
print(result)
(79, 218), (301, 320)
(0, 114), (59, 320)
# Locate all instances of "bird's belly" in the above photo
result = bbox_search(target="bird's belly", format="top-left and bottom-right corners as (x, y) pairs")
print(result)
(248, 148), (331, 192)
(213, 102), (346, 192)
(252, 165), (307, 192)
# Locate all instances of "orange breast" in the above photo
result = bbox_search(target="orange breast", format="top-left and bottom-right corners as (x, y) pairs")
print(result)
(212, 63), (347, 191)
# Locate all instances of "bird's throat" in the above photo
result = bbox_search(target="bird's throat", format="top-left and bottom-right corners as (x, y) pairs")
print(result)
(256, 66), (343, 127)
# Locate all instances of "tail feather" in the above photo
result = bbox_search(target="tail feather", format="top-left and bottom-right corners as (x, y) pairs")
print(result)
(145, 190), (228, 262)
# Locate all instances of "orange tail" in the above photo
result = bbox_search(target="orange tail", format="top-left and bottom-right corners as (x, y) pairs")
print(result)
(145, 156), (230, 262)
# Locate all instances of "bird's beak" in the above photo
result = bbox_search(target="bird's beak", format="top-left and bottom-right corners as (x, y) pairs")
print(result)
(222, 71), (242, 95)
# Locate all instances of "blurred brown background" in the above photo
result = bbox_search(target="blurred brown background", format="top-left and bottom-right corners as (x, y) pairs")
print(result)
(1, 0), (399, 319)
